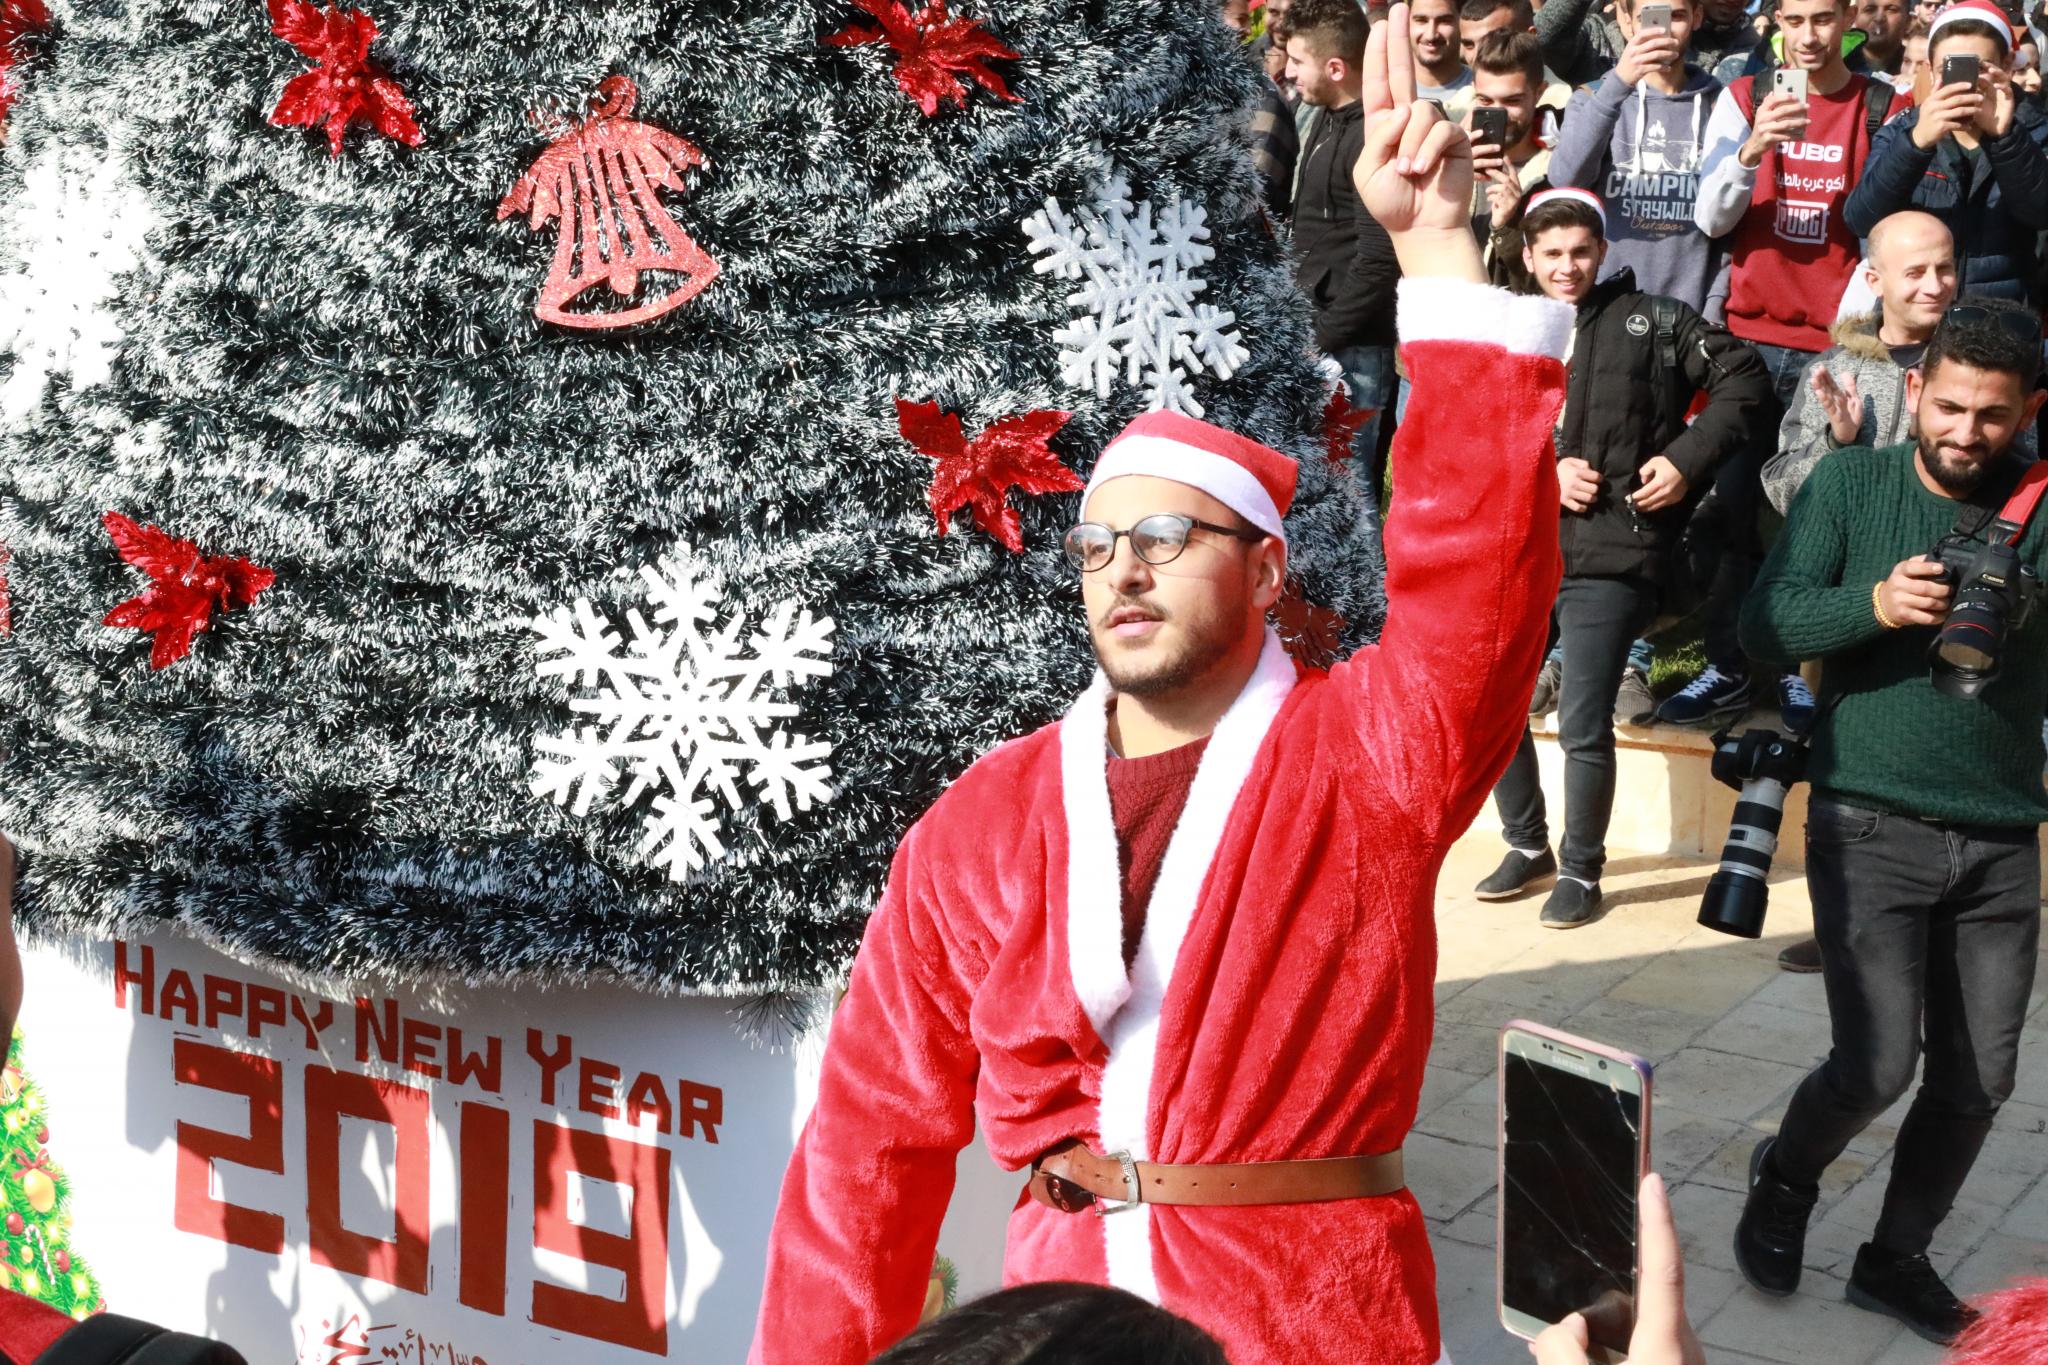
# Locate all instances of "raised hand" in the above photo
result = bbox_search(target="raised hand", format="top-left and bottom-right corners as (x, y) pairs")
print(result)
(1812, 366), (1864, 446)
(1741, 92), (1810, 166)
(1352, 2), (1484, 282)
(1615, 25), (1683, 86)
(1977, 65), (2017, 137)
(1914, 75), (1983, 147)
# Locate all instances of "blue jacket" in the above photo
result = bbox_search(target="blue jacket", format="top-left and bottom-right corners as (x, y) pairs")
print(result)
(1844, 102), (2048, 305)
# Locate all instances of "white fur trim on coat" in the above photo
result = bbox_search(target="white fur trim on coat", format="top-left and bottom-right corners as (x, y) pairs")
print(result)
(1396, 276), (1574, 360)
(1058, 629), (1298, 1302)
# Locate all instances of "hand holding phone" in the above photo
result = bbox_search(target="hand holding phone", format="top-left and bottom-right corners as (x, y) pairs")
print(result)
(1742, 73), (1810, 164)
(1498, 1022), (1655, 1363)
(1917, 54), (1988, 146)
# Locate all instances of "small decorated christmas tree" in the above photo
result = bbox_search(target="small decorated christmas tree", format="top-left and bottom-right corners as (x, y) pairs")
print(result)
(0, 1032), (102, 1320)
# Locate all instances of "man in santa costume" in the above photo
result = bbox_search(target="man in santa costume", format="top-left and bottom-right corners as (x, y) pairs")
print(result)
(751, 12), (1573, 1363)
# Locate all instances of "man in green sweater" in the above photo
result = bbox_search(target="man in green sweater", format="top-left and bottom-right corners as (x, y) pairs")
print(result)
(1733, 298), (2048, 1346)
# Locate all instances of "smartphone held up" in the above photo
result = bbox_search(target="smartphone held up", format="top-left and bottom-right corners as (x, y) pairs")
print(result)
(1472, 104), (1511, 153)
(1497, 1022), (1655, 1364)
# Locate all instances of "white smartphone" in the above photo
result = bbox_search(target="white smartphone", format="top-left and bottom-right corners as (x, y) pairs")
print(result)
(1772, 67), (1810, 105)
(1497, 1021), (1655, 1365)
(1639, 3), (1674, 30)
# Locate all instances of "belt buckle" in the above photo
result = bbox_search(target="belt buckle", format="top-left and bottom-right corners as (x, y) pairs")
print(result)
(1093, 1150), (1142, 1217)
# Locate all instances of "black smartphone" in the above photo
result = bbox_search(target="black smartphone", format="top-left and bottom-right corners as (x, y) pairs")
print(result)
(1472, 105), (1511, 151)
(1497, 1022), (1655, 1365)
(1639, 3), (1674, 30)
(1942, 52), (1982, 89)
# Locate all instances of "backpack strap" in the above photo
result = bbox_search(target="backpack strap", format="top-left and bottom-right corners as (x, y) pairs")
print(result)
(1649, 296), (1687, 436)
(1861, 75), (1893, 154)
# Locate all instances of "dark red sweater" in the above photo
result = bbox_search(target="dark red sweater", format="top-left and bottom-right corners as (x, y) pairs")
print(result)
(1106, 735), (1210, 967)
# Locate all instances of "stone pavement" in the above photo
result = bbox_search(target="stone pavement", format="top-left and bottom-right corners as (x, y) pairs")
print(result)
(1425, 829), (2048, 1365)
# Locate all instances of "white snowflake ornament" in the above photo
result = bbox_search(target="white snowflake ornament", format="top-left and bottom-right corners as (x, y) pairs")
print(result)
(529, 546), (837, 880)
(0, 144), (159, 426)
(1023, 175), (1249, 418)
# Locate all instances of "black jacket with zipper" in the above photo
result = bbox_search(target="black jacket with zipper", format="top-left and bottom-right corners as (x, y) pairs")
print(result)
(1292, 101), (1399, 351)
(1556, 269), (1773, 581)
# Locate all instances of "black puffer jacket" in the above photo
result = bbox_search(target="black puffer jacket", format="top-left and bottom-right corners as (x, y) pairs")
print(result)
(1556, 269), (1773, 580)
(1292, 101), (1399, 350)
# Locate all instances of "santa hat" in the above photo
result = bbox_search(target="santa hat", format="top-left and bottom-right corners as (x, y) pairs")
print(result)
(1930, 0), (2014, 51)
(1526, 187), (1608, 235)
(1085, 411), (1298, 542)
(1946, 1278), (2048, 1365)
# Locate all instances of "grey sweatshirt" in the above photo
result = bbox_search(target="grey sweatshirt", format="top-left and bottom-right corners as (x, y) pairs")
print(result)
(1548, 68), (1730, 318)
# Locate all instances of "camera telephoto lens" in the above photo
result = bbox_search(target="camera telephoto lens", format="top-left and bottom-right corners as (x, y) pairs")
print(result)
(1698, 728), (1807, 939)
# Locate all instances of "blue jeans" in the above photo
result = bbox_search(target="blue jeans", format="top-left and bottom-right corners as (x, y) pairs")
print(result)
(1749, 341), (1819, 410)
(1328, 344), (1395, 509)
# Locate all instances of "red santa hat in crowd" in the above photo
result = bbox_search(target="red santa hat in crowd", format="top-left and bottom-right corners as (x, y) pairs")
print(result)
(1525, 186), (1609, 234)
(1084, 411), (1299, 543)
(1929, 0), (2015, 49)
(1946, 1278), (2048, 1365)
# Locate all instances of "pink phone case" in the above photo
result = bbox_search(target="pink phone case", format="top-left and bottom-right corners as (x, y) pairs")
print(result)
(1495, 1019), (1656, 1362)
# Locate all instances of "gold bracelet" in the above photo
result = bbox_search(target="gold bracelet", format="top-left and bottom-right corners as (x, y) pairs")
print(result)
(1873, 581), (1898, 630)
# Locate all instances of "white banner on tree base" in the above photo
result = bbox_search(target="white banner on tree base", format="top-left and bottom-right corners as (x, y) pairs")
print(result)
(12, 928), (1019, 1362)
(13, 927), (812, 1363)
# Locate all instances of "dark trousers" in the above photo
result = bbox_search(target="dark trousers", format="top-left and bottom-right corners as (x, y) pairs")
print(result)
(1494, 575), (1659, 881)
(1694, 340), (1814, 676)
(1772, 796), (2042, 1256)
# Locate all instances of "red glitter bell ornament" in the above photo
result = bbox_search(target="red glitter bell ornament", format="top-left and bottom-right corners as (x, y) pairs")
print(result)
(497, 75), (720, 330)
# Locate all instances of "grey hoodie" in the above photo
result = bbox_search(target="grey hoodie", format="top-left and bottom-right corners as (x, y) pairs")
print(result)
(1549, 68), (1729, 318)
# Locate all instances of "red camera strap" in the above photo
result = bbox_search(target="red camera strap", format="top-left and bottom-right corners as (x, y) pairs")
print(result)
(1994, 460), (2048, 545)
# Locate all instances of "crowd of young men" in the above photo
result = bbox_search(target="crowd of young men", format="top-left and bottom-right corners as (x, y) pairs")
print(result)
(1248, 0), (2048, 1347)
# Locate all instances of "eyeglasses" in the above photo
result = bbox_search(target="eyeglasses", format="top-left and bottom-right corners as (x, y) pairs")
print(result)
(1062, 513), (1266, 573)
(1942, 304), (2042, 348)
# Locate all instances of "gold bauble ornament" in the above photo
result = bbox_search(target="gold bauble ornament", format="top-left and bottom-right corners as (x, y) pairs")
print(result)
(20, 1170), (55, 1215)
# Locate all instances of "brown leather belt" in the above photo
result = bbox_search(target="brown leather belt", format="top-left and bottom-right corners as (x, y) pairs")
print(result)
(1027, 1139), (1406, 1214)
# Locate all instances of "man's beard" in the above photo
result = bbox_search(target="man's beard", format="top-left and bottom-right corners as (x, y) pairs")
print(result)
(1092, 595), (1243, 699)
(1918, 430), (1997, 495)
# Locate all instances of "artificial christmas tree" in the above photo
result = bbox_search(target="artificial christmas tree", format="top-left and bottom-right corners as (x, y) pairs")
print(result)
(0, 2), (1379, 998)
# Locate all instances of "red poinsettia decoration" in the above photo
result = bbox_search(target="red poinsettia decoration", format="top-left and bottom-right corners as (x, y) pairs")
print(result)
(266, 0), (423, 158)
(101, 512), (276, 671)
(896, 398), (1080, 553)
(1322, 383), (1375, 468)
(1271, 580), (1348, 671)
(0, 0), (48, 126)
(825, 0), (1020, 116)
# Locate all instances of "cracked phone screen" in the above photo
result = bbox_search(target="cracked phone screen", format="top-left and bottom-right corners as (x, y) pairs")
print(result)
(1501, 1050), (1641, 1353)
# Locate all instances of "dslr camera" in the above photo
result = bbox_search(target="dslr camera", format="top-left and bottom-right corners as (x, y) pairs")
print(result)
(1696, 726), (1807, 939)
(1924, 532), (2047, 700)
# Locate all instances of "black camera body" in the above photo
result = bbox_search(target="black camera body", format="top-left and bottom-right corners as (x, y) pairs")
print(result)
(1925, 531), (2046, 700)
(1697, 726), (1808, 939)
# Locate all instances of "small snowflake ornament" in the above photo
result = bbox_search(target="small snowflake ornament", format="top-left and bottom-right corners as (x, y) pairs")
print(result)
(529, 546), (836, 879)
(1023, 175), (1248, 417)
(0, 144), (158, 426)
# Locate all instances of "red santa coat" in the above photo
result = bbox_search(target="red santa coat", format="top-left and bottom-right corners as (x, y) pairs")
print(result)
(751, 279), (1572, 1365)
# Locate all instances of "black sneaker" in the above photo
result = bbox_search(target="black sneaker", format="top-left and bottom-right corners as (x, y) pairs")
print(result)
(1776, 936), (1824, 974)
(1734, 1137), (1818, 1296)
(1476, 848), (1556, 901)
(1539, 878), (1603, 929)
(1654, 664), (1753, 727)
(1615, 665), (1657, 726)
(1846, 1243), (1981, 1346)
(1528, 658), (1562, 718)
